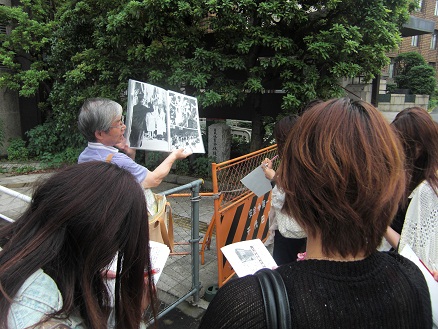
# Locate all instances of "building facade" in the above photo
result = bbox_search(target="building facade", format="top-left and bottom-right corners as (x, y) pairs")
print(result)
(386, 0), (438, 79)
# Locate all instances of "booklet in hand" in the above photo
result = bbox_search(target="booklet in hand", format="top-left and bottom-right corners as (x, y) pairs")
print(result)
(221, 239), (277, 277)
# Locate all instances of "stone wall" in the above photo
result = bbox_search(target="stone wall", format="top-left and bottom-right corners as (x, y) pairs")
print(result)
(377, 94), (429, 112)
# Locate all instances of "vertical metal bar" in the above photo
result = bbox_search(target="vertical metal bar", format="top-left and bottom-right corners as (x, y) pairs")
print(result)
(190, 182), (201, 304)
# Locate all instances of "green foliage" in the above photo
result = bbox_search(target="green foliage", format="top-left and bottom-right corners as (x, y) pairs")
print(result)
(192, 156), (214, 179)
(230, 136), (251, 159)
(144, 151), (164, 169)
(386, 82), (397, 93)
(0, 2), (55, 95)
(428, 95), (438, 112)
(0, 0), (414, 151)
(38, 147), (82, 169)
(175, 158), (190, 176)
(13, 165), (37, 174)
(394, 52), (428, 90)
(7, 138), (29, 161)
(26, 121), (85, 157)
(405, 65), (437, 95)
(393, 52), (436, 96)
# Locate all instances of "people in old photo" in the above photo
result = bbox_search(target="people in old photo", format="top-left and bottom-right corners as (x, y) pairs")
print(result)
(129, 84), (149, 147)
(126, 79), (205, 153)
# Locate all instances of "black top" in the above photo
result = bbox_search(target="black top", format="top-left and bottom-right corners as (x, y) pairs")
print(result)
(199, 252), (431, 329)
(390, 199), (412, 235)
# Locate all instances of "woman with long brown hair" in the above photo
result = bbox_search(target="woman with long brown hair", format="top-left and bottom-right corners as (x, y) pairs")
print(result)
(0, 161), (156, 328)
(385, 107), (438, 280)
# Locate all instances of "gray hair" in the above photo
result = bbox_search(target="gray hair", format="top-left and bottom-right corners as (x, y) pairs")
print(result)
(78, 98), (122, 142)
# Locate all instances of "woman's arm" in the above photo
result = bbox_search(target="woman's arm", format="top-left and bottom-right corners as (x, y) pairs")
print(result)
(384, 227), (400, 250)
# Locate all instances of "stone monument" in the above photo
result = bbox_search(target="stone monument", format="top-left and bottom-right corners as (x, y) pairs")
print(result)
(208, 123), (231, 163)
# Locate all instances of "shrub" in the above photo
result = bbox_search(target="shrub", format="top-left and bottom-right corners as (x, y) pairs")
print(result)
(26, 120), (85, 157)
(175, 158), (190, 176)
(7, 139), (29, 161)
(144, 151), (164, 169)
(386, 83), (397, 93)
(230, 136), (250, 159)
(393, 52), (436, 96)
(38, 147), (82, 169)
(406, 65), (437, 95)
(193, 156), (214, 179)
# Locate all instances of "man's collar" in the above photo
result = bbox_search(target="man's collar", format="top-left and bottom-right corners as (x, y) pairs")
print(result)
(87, 142), (119, 152)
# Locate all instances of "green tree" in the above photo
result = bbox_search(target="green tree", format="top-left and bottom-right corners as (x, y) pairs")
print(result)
(394, 52), (436, 95)
(1, 0), (415, 152)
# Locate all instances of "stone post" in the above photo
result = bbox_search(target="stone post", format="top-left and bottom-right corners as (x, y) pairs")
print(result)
(208, 123), (231, 163)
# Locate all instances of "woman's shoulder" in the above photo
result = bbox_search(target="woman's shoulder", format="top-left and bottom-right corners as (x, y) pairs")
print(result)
(199, 275), (266, 329)
(8, 269), (63, 328)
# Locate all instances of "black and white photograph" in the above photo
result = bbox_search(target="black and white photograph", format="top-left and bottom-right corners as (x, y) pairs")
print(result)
(125, 79), (205, 153)
(235, 248), (256, 263)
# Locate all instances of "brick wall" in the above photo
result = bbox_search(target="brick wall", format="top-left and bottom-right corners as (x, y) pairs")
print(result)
(388, 0), (438, 71)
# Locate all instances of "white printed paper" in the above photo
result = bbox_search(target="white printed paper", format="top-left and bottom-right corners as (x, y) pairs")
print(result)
(149, 240), (170, 284)
(221, 239), (277, 277)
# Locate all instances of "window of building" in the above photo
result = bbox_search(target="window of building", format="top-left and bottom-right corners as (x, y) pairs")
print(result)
(411, 35), (419, 46)
(435, 0), (438, 15)
(389, 62), (395, 79)
(416, 0), (423, 11)
(431, 32), (437, 49)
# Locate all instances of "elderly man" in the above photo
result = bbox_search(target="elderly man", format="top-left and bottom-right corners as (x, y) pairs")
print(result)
(78, 97), (189, 188)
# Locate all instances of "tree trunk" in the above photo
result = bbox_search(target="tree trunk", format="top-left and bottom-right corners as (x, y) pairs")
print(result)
(249, 94), (264, 152)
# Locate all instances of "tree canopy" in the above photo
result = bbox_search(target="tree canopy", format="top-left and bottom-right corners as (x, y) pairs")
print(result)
(0, 0), (415, 152)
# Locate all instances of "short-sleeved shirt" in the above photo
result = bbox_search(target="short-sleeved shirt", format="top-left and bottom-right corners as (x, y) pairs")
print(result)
(78, 142), (148, 183)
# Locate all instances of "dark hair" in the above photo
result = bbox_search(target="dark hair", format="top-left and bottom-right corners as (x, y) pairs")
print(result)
(391, 107), (438, 200)
(296, 99), (323, 116)
(274, 115), (299, 157)
(0, 162), (156, 328)
(277, 98), (405, 257)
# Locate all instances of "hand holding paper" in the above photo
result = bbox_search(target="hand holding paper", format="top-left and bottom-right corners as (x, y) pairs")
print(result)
(241, 155), (278, 197)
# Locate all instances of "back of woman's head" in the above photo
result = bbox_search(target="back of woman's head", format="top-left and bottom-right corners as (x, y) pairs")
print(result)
(274, 115), (299, 157)
(277, 97), (405, 257)
(391, 107), (438, 193)
(0, 161), (151, 328)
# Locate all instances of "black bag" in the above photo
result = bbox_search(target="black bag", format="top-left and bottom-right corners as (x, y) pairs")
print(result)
(255, 268), (291, 329)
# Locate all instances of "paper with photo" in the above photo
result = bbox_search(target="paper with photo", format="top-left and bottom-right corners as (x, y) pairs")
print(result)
(149, 240), (170, 284)
(221, 239), (277, 277)
(125, 79), (205, 153)
(240, 166), (273, 197)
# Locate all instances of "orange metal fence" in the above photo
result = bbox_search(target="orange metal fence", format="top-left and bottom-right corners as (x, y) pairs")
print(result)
(201, 144), (279, 287)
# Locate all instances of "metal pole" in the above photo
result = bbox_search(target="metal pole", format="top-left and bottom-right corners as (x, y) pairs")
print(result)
(0, 185), (31, 203)
(190, 183), (201, 304)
